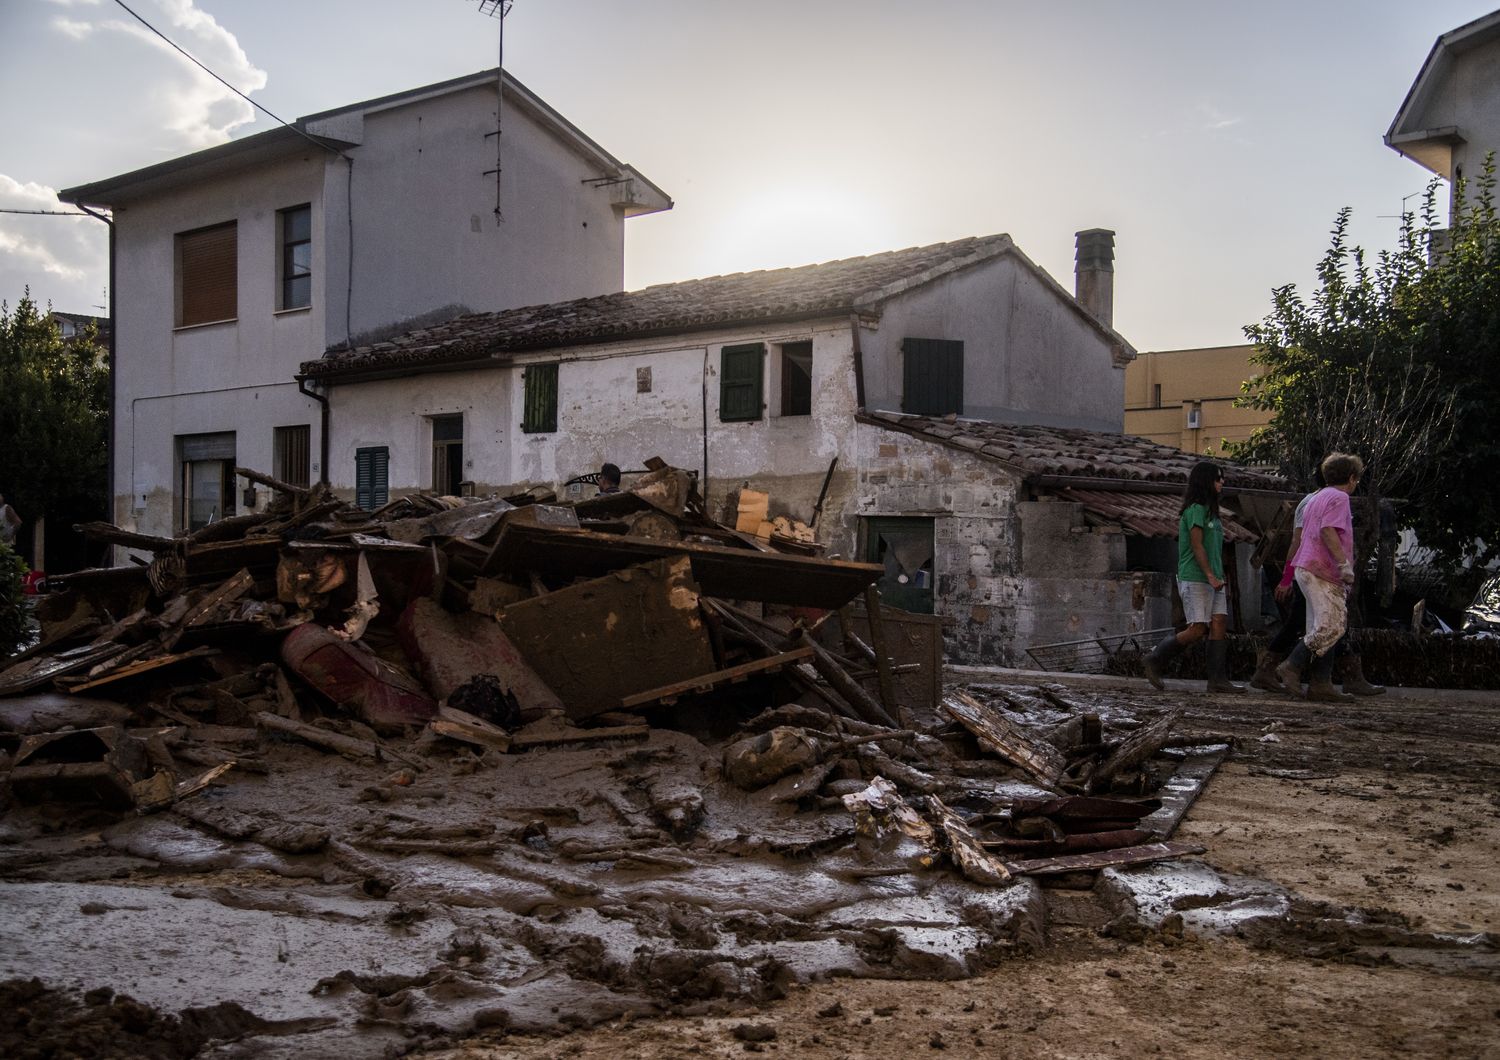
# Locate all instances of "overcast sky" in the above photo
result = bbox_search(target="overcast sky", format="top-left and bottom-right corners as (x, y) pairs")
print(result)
(0, 0), (1491, 350)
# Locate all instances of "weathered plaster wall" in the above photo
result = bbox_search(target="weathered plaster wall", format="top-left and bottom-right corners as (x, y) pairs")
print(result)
(327, 319), (863, 532)
(854, 423), (1171, 666)
(1408, 35), (1500, 214)
(860, 255), (1125, 433)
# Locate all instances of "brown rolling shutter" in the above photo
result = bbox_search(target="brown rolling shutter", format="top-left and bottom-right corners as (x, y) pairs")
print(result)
(179, 222), (237, 326)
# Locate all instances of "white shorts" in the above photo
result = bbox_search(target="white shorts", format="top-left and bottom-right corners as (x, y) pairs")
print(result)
(1178, 579), (1227, 626)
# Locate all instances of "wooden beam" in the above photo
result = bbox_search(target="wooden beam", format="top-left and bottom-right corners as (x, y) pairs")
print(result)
(619, 647), (814, 708)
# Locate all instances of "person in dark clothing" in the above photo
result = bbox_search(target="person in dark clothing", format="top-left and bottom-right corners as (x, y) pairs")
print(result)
(597, 463), (622, 495)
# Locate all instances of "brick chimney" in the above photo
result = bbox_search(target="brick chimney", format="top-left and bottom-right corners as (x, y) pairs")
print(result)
(1074, 228), (1115, 329)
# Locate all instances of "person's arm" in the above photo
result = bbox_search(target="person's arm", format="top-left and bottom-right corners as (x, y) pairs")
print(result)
(1190, 525), (1223, 589)
(1276, 526), (1303, 600)
(2, 505), (18, 529)
(1320, 525), (1355, 584)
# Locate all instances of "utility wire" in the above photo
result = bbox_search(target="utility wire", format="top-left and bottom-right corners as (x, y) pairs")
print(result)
(110, 0), (345, 159)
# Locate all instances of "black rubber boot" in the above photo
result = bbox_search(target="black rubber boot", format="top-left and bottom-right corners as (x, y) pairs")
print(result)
(1249, 649), (1287, 693)
(1206, 639), (1245, 694)
(1307, 650), (1356, 703)
(1142, 634), (1183, 691)
(1335, 654), (1386, 696)
(1275, 641), (1312, 697)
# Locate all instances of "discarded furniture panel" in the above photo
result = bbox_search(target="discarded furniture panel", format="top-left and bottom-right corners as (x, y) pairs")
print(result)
(427, 705), (512, 752)
(280, 623), (436, 731)
(0, 641), (130, 697)
(840, 602), (944, 716)
(488, 524), (882, 609)
(397, 597), (564, 718)
(499, 556), (717, 720)
(941, 690), (1068, 789)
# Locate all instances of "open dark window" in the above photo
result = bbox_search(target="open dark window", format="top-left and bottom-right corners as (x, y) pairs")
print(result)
(779, 341), (812, 417)
(862, 516), (935, 614)
(901, 337), (963, 417)
(279, 204), (311, 310)
(355, 446), (389, 510)
(176, 221), (237, 327)
(522, 364), (559, 434)
(720, 343), (764, 422)
(431, 415), (464, 494)
(273, 425), (311, 488)
(178, 431), (236, 531)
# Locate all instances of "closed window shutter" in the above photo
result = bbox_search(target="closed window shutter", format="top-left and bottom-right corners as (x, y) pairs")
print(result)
(720, 343), (764, 422)
(355, 446), (388, 510)
(901, 337), (964, 416)
(522, 363), (559, 433)
(178, 222), (237, 326)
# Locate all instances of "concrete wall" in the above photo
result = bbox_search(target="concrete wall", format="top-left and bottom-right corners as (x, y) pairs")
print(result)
(1123, 344), (1272, 454)
(1408, 35), (1500, 215)
(860, 254), (1126, 433)
(853, 423), (1171, 666)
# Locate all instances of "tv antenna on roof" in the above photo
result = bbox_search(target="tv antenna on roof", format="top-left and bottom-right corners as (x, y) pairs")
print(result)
(472, 1), (514, 222)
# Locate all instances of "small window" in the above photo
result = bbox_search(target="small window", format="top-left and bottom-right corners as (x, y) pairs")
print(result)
(779, 341), (812, 417)
(273, 425), (311, 488)
(720, 343), (765, 422)
(1152, 383), (1162, 409)
(430, 414), (464, 494)
(355, 446), (389, 510)
(279, 205), (312, 310)
(901, 337), (963, 417)
(176, 221), (237, 327)
(178, 431), (236, 531)
(522, 364), (559, 434)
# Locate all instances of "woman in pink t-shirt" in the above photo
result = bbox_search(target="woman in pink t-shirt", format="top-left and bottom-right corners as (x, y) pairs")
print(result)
(1275, 453), (1364, 697)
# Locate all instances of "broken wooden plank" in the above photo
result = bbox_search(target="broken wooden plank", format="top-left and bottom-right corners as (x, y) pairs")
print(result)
(618, 646), (815, 708)
(1137, 743), (1231, 839)
(1002, 840), (1206, 876)
(162, 569), (256, 650)
(928, 793), (1011, 884)
(428, 705), (512, 752)
(0, 641), (129, 695)
(863, 586), (900, 724)
(799, 631), (898, 728)
(234, 465), (312, 500)
(253, 711), (423, 768)
(508, 722), (650, 751)
(941, 689), (1068, 789)
(73, 521), (179, 553)
(60, 646), (219, 693)
(1084, 709), (1184, 794)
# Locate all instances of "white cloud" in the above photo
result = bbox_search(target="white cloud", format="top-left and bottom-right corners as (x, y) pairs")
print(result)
(48, 0), (267, 151)
(0, 175), (109, 310)
(1197, 103), (1243, 132)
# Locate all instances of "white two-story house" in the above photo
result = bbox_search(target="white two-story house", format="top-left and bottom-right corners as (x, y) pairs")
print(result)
(60, 69), (670, 535)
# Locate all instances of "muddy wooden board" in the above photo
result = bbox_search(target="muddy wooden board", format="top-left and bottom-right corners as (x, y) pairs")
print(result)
(619, 647), (814, 709)
(1003, 840), (1206, 876)
(1137, 743), (1231, 839)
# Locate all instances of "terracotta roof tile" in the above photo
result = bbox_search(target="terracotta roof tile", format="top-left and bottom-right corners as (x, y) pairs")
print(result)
(859, 411), (1286, 490)
(301, 234), (1017, 380)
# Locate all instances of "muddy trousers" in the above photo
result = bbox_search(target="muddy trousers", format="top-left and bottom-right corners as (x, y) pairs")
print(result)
(1294, 569), (1347, 657)
(1270, 580), (1350, 658)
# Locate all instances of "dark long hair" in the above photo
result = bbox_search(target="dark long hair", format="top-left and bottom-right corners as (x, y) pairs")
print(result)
(1180, 461), (1222, 519)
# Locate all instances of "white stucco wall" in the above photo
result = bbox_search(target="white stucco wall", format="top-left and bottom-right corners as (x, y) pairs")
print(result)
(860, 255), (1125, 433)
(1406, 36), (1500, 214)
(110, 151), (328, 533)
(104, 77), (657, 539)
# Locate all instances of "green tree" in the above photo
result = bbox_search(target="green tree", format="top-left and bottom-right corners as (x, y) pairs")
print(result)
(1233, 157), (1500, 577)
(0, 541), (29, 657)
(0, 291), (110, 568)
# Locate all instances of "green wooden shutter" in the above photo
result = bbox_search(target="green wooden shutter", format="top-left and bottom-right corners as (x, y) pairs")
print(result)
(522, 363), (559, 434)
(720, 343), (765, 422)
(901, 338), (964, 417)
(355, 446), (388, 510)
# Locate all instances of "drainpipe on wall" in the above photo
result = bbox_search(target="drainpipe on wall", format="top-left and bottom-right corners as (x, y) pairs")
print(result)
(297, 376), (331, 486)
(77, 203), (115, 564)
(1073, 228), (1116, 329)
(848, 312), (867, 410)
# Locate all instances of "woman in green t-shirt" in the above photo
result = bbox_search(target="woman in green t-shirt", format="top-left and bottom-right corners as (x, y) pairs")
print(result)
(1143, 461), (1244, 693)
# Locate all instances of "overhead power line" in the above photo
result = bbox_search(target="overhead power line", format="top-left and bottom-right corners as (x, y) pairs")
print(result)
(110, 0), (344, 158)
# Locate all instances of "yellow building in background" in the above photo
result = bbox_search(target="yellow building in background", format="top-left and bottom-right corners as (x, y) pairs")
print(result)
(1123, 344), (1273, 455)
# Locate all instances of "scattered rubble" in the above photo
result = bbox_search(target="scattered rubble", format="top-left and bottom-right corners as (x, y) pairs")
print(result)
(0, 462), (1255, 1052)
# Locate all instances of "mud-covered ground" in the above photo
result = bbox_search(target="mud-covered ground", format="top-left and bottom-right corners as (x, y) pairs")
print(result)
(2, 674), (1497, 1058)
